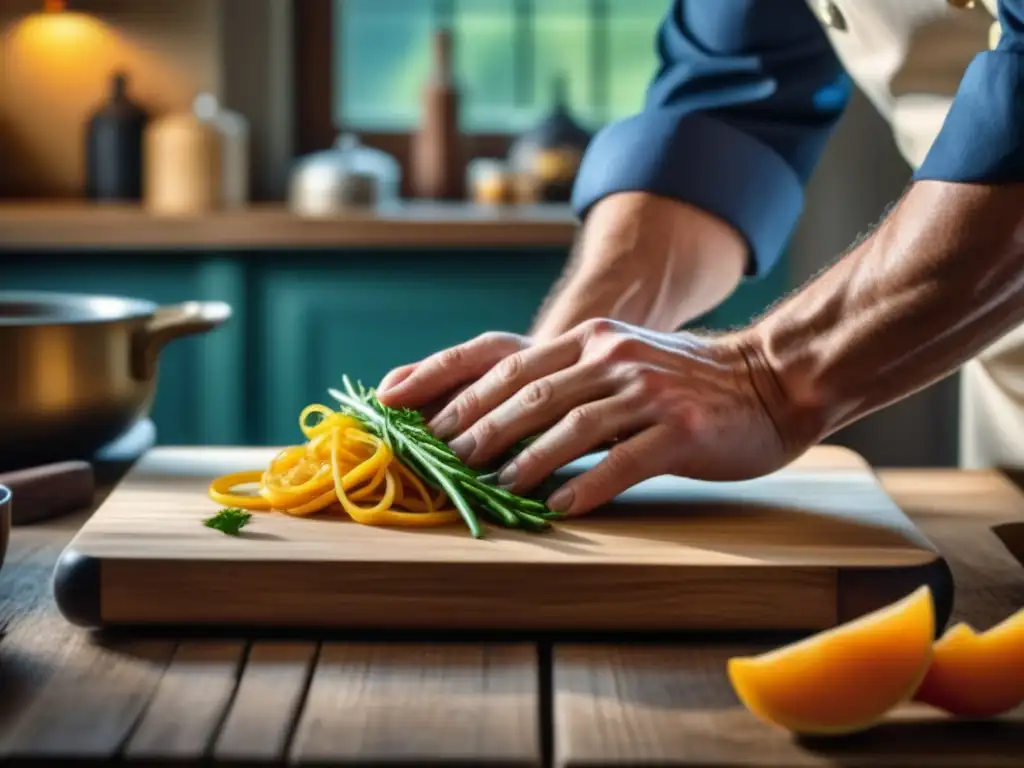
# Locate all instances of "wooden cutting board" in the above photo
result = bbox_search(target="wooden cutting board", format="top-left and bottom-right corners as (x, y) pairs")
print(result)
(53, 445), (954, 633)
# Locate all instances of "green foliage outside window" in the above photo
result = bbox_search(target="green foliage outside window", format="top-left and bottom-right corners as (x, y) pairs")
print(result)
(334, 0), (666, 132)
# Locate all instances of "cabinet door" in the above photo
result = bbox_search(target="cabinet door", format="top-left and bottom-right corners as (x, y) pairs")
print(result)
(252, 249), (566, 444)
(0, 255), (246, 446)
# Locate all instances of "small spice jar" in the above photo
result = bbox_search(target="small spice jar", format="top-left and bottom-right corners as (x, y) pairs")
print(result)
(143, 102), (222, 216)
(467, 158), (514, 206)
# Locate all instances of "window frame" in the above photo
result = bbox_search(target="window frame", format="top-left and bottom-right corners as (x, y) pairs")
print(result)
(294, 0), (516, 196)
(292, 0), (654, 196)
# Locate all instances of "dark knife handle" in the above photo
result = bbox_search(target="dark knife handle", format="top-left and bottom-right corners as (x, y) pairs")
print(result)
(0, 461), (95, 526)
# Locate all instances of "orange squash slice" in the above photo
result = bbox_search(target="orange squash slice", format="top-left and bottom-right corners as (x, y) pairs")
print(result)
(727, 586), (935, 735)
(913, 609), (1024, 717)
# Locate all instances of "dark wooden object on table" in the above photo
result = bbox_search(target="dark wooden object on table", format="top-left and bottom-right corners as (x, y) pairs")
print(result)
(0, 461), (94, 526)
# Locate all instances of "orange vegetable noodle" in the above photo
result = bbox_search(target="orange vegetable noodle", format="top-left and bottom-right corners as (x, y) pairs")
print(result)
(207, 404), (461, 527)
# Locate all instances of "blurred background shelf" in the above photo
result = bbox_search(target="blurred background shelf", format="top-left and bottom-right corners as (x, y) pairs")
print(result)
(0, 202), (579, 249)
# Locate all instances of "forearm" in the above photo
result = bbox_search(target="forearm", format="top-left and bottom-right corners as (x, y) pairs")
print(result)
(530, 192), (746, 340)
(746, 180), (1024, 448)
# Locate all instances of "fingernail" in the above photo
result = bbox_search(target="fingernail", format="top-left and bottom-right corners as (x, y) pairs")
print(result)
(497, 463), (518, 489)
(547, 486), (574, 513)
(448, 433), (476, 461)
(430, 412), (458, 439)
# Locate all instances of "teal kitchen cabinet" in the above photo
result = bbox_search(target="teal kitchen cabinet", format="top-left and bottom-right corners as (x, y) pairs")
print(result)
(250, 249), (567, 445)
(0, 254), (247, 446)
(0, 246), (789, 447)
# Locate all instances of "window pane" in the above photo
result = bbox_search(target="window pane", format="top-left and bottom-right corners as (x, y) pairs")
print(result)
(532, 0), (595, 128)
(454, 0), (517, 132)
(335, 0), (433, 130)
(607, 0), (665, 120)
(333, 0), (657, 133)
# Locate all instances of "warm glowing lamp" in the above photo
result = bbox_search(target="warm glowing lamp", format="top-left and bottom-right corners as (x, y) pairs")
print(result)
(44, 0), (67, 12)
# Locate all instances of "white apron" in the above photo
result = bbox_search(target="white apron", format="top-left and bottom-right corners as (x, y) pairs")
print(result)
(806, 0), (1020, 468)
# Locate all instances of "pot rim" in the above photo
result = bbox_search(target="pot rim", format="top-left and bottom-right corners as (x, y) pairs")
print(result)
(0, 291), (157, 327)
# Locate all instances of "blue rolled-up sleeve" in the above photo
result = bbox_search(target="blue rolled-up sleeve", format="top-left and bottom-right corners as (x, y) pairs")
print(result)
(915, 0), (1024, 184)
(571, 0), (851, 277)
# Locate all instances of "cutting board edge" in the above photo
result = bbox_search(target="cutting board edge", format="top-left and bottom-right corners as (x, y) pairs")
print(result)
(836, 552), (954, 634)
(51, 545), (953, 635)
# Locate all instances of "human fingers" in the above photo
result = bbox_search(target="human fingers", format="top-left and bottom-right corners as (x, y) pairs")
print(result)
(418, 382), (471, 422)
(493, 390), (655, 493)
(377, 332), (527, 410)
(377, 362), (418, 393)
(446, 360), (620, 465)
(428, 334), (581, 440)
(543, 425), (674, 516)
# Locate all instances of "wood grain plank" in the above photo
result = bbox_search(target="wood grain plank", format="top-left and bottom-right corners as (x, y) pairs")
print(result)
(0, 502), (177, 763)
(213, 641), (317, 762)
(555, 644), (1024, 767)
(290, 643), (541, 766)
(123, 640), (246, 761)
(553, 470), (1024, 767)
(100, 560), (837, 632)
(0, 637), (174, 761)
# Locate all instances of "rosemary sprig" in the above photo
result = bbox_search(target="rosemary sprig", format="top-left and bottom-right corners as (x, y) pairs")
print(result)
(328, 375), (562, 539)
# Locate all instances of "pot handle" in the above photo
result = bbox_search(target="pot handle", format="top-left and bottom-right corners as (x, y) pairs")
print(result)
(131, 301), (232, 380)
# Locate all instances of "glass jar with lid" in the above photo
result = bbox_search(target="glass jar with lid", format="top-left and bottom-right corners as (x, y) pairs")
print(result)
(288, 133), (401, 216)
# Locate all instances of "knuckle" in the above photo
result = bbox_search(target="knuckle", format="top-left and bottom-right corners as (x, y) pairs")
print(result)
(437, 345), (467, 370)
(566, 404), (601, 433)
(582, 317), (618, 339)
(471, 417), (498, 445)
(602, 335), (645, 363)
(633, 366), (665, 394)
(664, 398), (703, 434)
(496, 352), (525, 384)
(454, 386), (480, 419)
(521, 378), (554, 407)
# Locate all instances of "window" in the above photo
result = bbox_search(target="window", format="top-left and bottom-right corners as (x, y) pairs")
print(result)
(294, 0), (667, 191)
(333, 0), (665, 133)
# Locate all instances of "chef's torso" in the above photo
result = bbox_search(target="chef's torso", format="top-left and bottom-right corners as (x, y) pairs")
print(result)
(805, 0), (997, 166)
(802, 0), (1023, 469)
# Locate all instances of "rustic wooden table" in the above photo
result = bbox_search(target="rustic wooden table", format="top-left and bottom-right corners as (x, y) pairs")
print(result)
(1, 467), (1023, 766)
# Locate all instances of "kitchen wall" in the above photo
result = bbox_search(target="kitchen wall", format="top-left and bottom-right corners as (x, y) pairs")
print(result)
(0, 0), (219, 197)
(0, 0), (290, 200)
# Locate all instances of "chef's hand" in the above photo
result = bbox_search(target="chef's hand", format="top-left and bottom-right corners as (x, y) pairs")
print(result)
(377, 332), (531, 420)
(377, 319), (798, 516)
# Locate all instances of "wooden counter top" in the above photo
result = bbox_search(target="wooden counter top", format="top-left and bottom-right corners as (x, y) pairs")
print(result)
(0, 202), (578, 250)
(1, 464), (1023, 765)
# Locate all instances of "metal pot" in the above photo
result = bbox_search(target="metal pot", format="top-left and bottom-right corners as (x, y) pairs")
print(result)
(0, 292), (230, 469)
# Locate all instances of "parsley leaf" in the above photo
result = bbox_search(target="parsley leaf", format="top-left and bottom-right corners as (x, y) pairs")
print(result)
(204, 507), (252, 536)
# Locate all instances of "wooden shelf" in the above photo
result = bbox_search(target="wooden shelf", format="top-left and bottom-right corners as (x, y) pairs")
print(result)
(0, 202), (579, 250)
